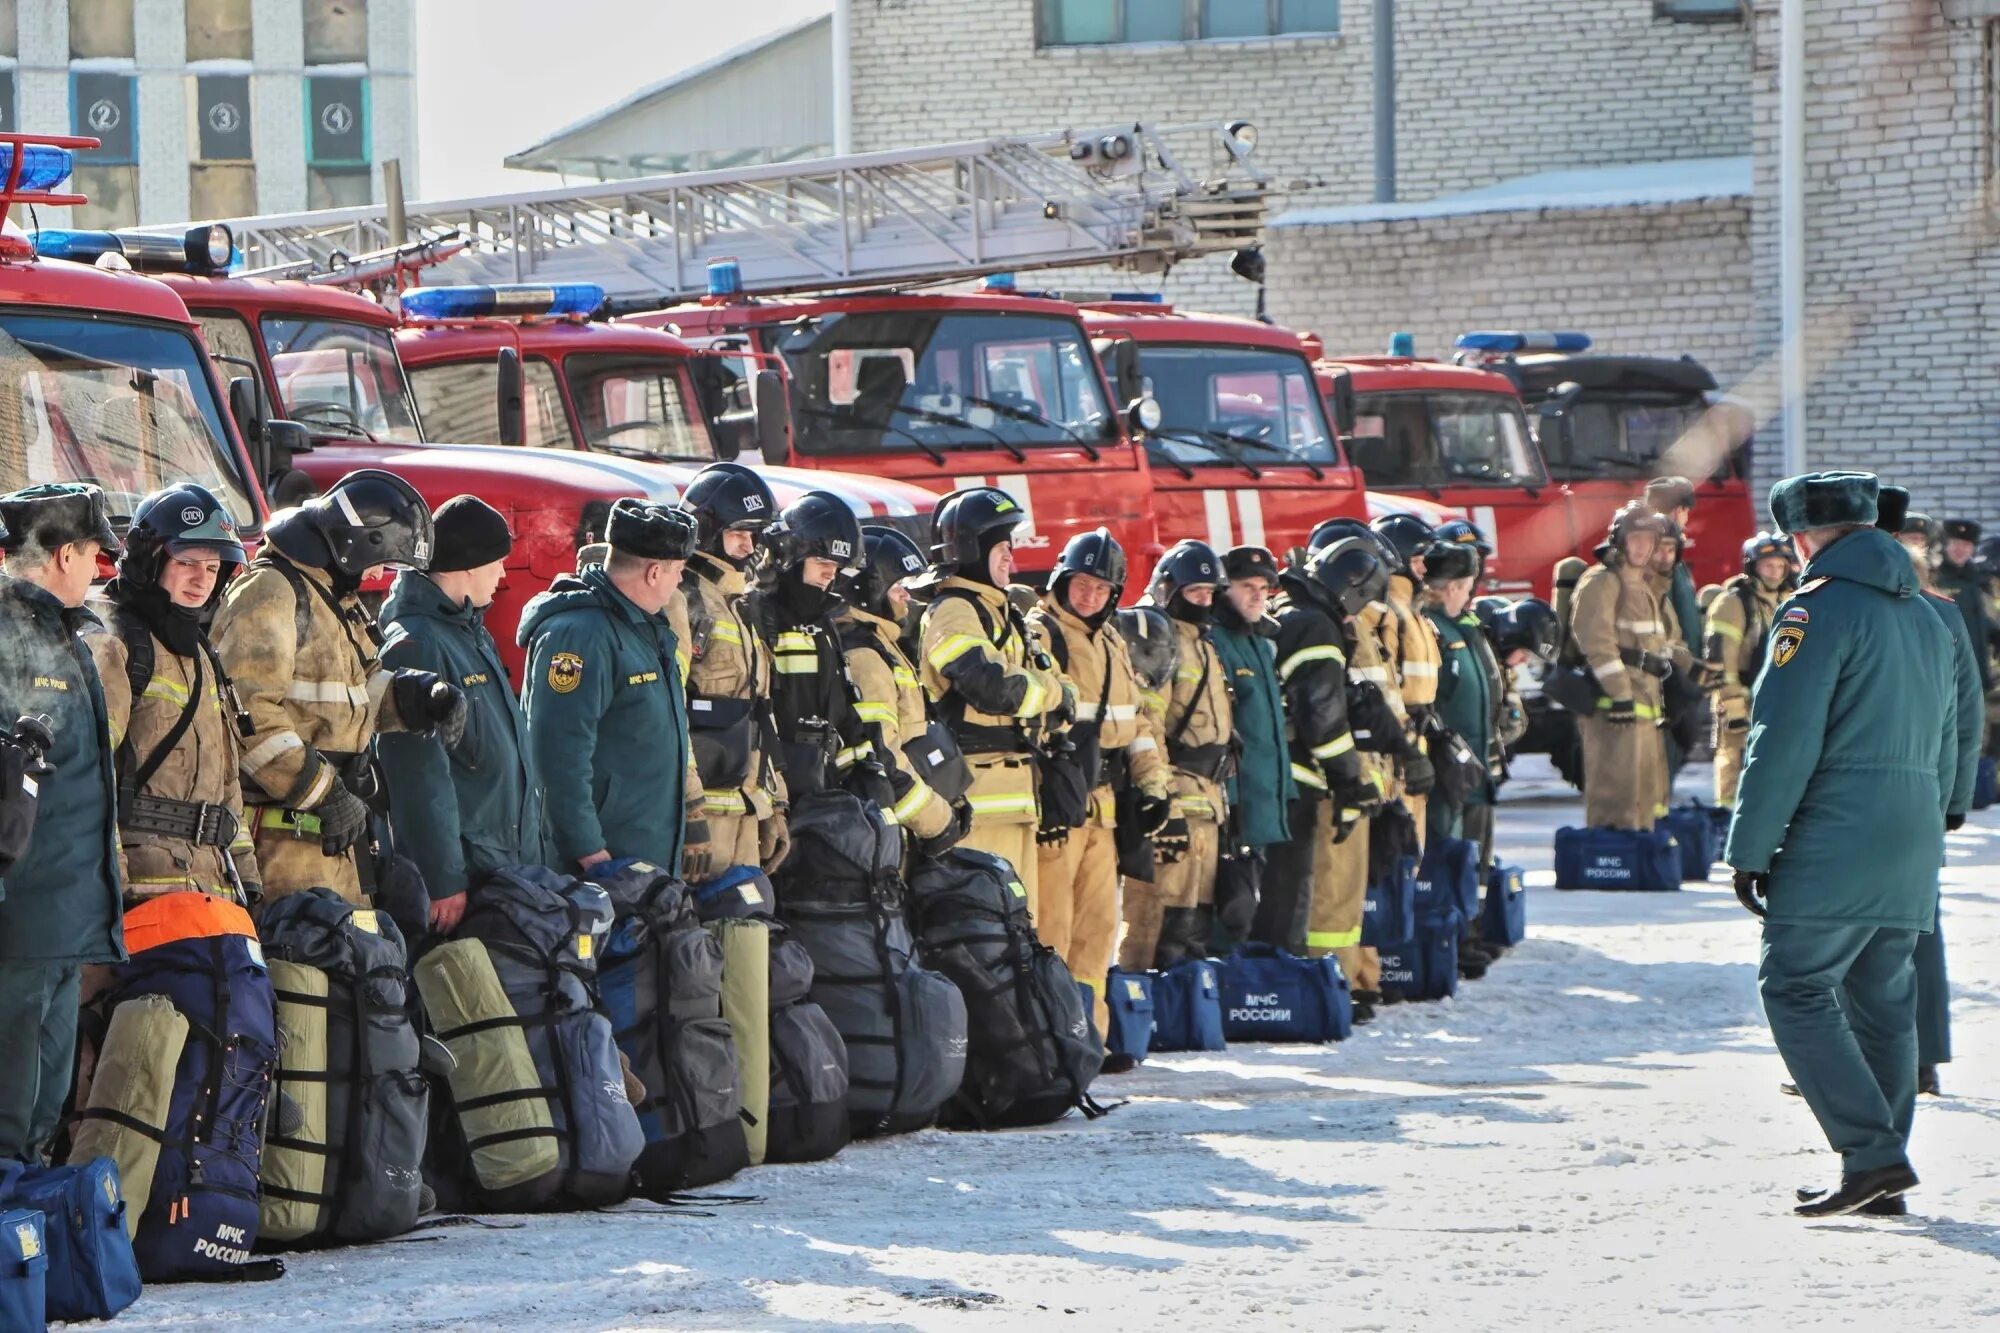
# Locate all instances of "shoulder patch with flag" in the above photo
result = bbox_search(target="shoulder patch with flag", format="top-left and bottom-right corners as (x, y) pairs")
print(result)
(1772, 624), (1806, 667)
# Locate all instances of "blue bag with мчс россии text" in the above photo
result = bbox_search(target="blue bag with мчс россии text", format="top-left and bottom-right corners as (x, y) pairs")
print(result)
(1554, 825), (1681, 892)
(1147, 958), (1225, 1053)
(1214, 945), (1352, 1044)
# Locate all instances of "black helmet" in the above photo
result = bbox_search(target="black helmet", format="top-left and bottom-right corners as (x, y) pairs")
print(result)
(679, 461), (776, 553)
(1114, 605), (1178, 691)
(842, 525), (928, 620)
(1294, 537), (1389, 619)
(1422, 541), (1480, 583)
(1369, 512), (1436, 576)
(269, 468), (432, 577)
(1741, 531), (1790, 575)
(1602, 500), (1674, 558)
(1473, 595), (1511, 641)
(1147, 539), (1225, 624)
(1051, 527), (1126, 620)
(1431, 518), (1492, 556)
(1501, 597), (1561, 663)
(119, 483), (247, 598)
(764, 490), (864, 574)
(930, 486), (1025, 571)
(1307, 515), (1401, 570)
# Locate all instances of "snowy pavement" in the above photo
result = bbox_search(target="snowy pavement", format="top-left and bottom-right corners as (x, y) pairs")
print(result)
(106, 761), (2000, 1332)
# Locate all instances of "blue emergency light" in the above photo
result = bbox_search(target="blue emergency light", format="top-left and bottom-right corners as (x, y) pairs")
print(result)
(33, 223), (234, 273)
(400, 282), (606, 321)
(0, 144), (76, 194)
(705, 258), (743, 297)
(981, 272), (1018, 292)
(1388, 331), (1416, 357)
(1455, 330), (1593, 355)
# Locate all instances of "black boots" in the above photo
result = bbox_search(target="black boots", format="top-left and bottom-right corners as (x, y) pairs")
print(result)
(1795, 1185), (1908, 1217)
(1793, 1163), (1918, 1217)
(1153, 905), (1215, 970)
(1918, 1064), (1942, 1096)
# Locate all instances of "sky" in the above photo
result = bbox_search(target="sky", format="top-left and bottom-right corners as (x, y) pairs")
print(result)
(413, 0), (832, 200)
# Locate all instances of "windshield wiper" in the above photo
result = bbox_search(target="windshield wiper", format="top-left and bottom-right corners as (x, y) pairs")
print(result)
(960, 393), (1099, 462)
(1204, 427), (1328, 482)
(796, 403), (947, 467)
(892, 402), (1027, 464)
(1152, 425), (1261, 479)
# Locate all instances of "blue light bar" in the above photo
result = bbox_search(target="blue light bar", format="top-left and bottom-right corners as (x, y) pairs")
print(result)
(1388, 331), (1415, 358)
(1104, 291), (1163, 303)
(1455, 330), (1593, 354)
(706, 258), (743, 297)
(401, 282), (605, 321)
(0, 145), (75, 194)
(981, 272), (1018, 292)
(33, 223), (235, 273)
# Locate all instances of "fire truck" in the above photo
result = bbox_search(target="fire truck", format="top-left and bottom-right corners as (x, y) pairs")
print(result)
(0, 135), (269, 558)
(1073, 299), (1366, 563)
(1455, 331), (1756, 590)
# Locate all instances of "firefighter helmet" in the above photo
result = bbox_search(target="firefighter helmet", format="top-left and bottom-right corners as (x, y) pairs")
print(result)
(1291, 536), (1389, 619)
(1369, 512), (1436, 575)
(843, 525), (928, 621)
(269, 468), (433, 577)
(930, 486), (1025, 570)
(1741, 531), (1791, 575)
(1602, 500), (1674, 556)
(1500, 597), (1561, 663)
(119, 483), (246, 597)
(1114, 605), (1179, 691)
(764, 490), (864, 574)
(1051, 526), (1127, 612)
(1431, 518), (1493, 556)
(1147, 540), (1226, 624)
(679, 461), (777, 552)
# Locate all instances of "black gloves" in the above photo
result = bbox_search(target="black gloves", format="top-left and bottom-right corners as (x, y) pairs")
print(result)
(1402, 751), (1436, 797)
(1946, 812), (1967, 832)
(1154, 815), (1191, 864)
(1134, 793), (1174, 836)
(681, 817), (713, 883)
(917, 800), (973, 860)
(1637, 650), (1675, 681)
(1732, 869), (1769, 917)
(1603, 699), (1639, 726)
(1036, 825), (1070, 848)
(393, 669), (468, 749)
(315, 780), (372, 857)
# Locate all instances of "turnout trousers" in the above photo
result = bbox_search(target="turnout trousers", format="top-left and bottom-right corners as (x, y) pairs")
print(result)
(1118, 816), (1218, 971)
(1035, 812), (1120, 1039)
(1579, 715), (1665, 830)
(1759, 922), (1920, 1174)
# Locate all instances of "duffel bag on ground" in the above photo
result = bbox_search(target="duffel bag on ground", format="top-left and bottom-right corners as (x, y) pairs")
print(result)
(1095, 971), (1154, 1065)
(1554, 825), (1681, 892)
(1, 1158), (140, 1320)
(1362, 854), (1418, 948)
(1378, 910), (1462, 1003)
(1147, 959), (1226, 1053)
(0, 1205), (46, 1330)
(1214, 944), (1351, 1044)
(1480, 864), (1527, 948)
(73, 892), (275, 1284)
(907, 848), (1103, 1128)
(1417, 836), (1483, 922)
(597, 860), (749, 1197)
(1658, 806), (1718, 882)
(256, 888), (428, 1248)
(1975, 756), (1997, 810)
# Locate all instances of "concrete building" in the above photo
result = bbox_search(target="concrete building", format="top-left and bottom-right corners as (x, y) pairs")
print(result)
(6, 0), (417, 227)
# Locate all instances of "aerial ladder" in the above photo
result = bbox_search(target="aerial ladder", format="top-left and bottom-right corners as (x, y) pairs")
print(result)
(148, 120), (1274, 308)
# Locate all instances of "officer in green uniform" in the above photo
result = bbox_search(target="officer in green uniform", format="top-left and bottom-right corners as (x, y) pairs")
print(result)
(1211, 545), (1297, 950)
(1726, 471), (1959, 1218)
(1934, 518), (1994, 696)
(519, 498), (699, 876)
(379, 496), (551, 935)
(0, 483), (124, 1162)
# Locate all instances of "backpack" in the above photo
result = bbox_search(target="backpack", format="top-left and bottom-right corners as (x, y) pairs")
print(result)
(595, 860), (750, 1197)
(773, 790), (967, 1138)
(432, 867), (646, 1209)
(0, 1159), (140, 1321)
(255, 888), (429, 1247)
(906, 847), (1104, 1128)
(72, 892), (275, 1283)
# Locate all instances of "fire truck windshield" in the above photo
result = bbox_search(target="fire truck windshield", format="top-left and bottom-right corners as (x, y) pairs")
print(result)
(1548, 396), (1706, 479)
(563, 354), (715, 461)
(259, 317), (423, 443)
(1141, 345), (1336, 470)
(772, 310), (1115, 458)
(0, 311), (257, 528)
(1349, 391), (1546, 489)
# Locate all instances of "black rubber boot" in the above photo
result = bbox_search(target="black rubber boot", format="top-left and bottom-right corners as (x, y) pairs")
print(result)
(1918, 1064), (1942, 1096)
(1796, 1186), (1908, 1217)
(1152, 907), (1201, 969)
(1794, 1163), (1918, 1217)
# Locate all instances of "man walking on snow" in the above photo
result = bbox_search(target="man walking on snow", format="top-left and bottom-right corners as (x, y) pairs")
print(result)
(1726, 470), (1958, 1218)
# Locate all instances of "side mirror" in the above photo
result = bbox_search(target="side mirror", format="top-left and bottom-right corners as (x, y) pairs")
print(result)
(753, 369), (790, 463)
(1092, 334), (1144, 407)
(1327, 370), (1357, 438)
(228, 374), (268, 445)
(495, 346), (525, 448)
(1545, 379), (1584, 413)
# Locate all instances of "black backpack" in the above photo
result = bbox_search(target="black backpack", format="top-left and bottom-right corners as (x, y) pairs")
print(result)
(906, 848), (1105, 1129)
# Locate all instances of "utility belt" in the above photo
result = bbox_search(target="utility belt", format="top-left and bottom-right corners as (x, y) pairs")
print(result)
(119, 793), (239, 847)
(245, 748), (383, 834)
(1100, 749), (1131, 793)
(1171, 739), (1236, 784)
(947, 718), (1031, 758)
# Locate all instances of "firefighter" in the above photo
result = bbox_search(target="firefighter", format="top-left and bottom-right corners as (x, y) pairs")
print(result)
(1370, 514), (1444, 847)
(1568, 502), (1680, 829)
(213, 470), (465, 908)
(679, 462), (789, 875)
(90, 484), (258, 907)
(918, 487), (1071, 912)
(1125, 540), (1234, 970)
(520, 498), (701, 876)
(377, 496), (550, 935)
(1706, 532), (1790, 807)
(0, 483), (123, 1163)
(835, 526), (966, 852)
(1112, 603), (1177, 969)
(1028, 529), (1172, 1042)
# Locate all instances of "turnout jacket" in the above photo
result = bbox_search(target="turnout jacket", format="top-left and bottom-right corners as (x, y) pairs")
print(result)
(748, 586), (861, 798)
(836, 605), (955, 838)
(1569, 555), (1674, 717)
(1724, 527), (1958, 930)
(1706, 573), (1783, 725)
(377, 572), (551, 901)
(920, 576), (1069, 827)
(1270, 596), (1365, 806)
(0, 577), (122, 962)
(1152, 610), (1234, 825)
(88, 600), (258, 903)
(1028, 598), (1172, 829)
(518, 567), (692, 872)
(1210, 603), (1295, 847)
(683, 553), (784, 822)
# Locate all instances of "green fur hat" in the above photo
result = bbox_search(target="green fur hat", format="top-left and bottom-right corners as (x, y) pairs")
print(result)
(1768, 471), (1879, 535)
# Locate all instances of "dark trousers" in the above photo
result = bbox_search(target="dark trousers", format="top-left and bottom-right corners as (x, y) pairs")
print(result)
(1915, 917), (1951, 1067)
(1250, 797), (1318, 954)
(0, 961), (83, 1161)
(1759, 923), (1918, 1174)
(1461, 802), (1495, 878)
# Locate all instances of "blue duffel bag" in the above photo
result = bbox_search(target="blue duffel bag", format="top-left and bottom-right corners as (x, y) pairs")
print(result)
(1554, 825), (1682, 891)
(1480, 863), (1527, 947)
(1416, 837), (1482, 922)
(1379, 909), (1463, 1003)
(1975, 756), (1996, 810)
(0, 1206), (46, 1332)
(1096, 970), (1156, 1064)
(1362, 853), (1418, 947)
(1658, 806), (1717, 881)
(1214, 945), (1351, 1044)
(0, 1158), (140, 1323)
(1148, 959), (1226, 1052)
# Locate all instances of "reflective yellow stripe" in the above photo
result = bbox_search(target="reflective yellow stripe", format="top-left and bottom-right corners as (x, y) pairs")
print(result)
(1596, 698), (1661, 719)
(709, 621), (743, 646)
(286, 679), (370, 706)
(1711, 620), (1743, 641)
(1291, 762), (1327, 790)
(967, 793), (1038, 815)
(1179, 794), (1215, 815)
(1307, 927), (1362, 949)
(702, 791), (748, 815)
(1105, 703), (1137, 721)
(1311, 732), (1356, 760)
(1400, 660), (1439, 678)
(927, 633), (988, 671)
(891, 665), (919, 689)
(834, 742), (875, 768)
(142, 677), (191, 706)
(890, 780), (933, 825)
(1278, 643), (1345, 681)
(1073, 701), (1102, 722)
(1016, 674), (1046, 718)
(260, 808), (322, 836)
(852, 701), (897, 726)
(675, 647), (692, 681)
(1177, 663), (1203, 682)
(775, 654), (817, 674)
(1128, 735), (1158, 755)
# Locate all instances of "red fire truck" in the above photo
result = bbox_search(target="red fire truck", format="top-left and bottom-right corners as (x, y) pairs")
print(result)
(1075, 299), (1365, 562)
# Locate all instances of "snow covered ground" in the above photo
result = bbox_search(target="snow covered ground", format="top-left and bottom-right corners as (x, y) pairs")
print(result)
(106, 760), (2000, 1332)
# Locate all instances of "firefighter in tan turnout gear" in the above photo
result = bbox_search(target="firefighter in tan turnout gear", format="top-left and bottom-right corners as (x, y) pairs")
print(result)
(1371, 514), (1445, 851)
(919, 487), (1072, 912)
(212, 470), (467, 907)
(1029, 529), (1172, 1043)
(1706, 532), (1791, 806)
(1122, 540), (1234, 971)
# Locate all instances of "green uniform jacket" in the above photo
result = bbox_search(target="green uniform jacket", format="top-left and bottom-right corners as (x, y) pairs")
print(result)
(519, 568), (691, 873)
(1921, 586), (1983, 818)
(1933, 559), (1995, 692)
(379, 571), (553, 900)
(1212, 604), (1295, 848)
(1724, 528), (1957, 931)
(1427, 606), (1494, 808)
(0, 577), (122, 962)
(1668, 560), (1702, 656)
